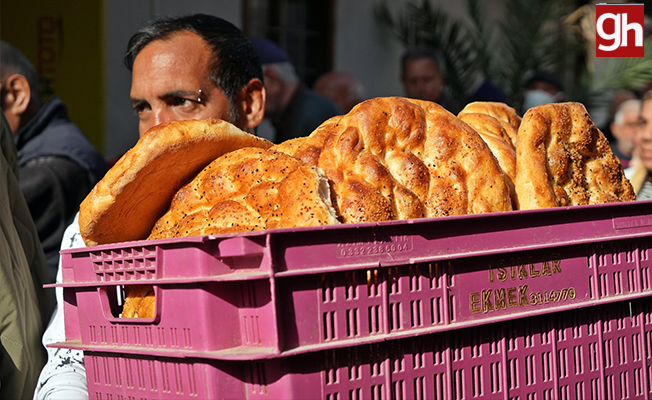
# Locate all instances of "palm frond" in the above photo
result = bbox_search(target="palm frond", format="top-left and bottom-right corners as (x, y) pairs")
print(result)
(592, 38), (652, 93)
(375, 0), (644, 114)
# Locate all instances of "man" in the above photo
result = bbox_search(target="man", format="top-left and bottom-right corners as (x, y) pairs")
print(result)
(125, 15), (265, 136)
(610, 99), (641, 168)
(0, 41), (108, 281)
(34, 14), (266, 399)
(0, 110), (55, 400)
(401, 45), (456, 112)
(250, 37), (342, 143)
(627, 91), (652, 200)
(313, 71), (365, 113)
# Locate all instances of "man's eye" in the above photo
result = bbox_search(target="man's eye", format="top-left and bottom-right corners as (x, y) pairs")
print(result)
(172, 97), (198, 108)
(133, 103), (150, 114)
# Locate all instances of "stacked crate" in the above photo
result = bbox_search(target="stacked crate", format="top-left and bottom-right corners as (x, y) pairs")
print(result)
(53, 201), (652, 399)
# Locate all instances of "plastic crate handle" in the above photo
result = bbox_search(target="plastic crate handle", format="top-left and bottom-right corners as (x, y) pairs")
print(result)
(218, 236), (265, 258)
(98, 285), (161, 324)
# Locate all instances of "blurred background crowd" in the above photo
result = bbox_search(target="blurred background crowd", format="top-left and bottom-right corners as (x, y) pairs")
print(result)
(1, 1), (652, 398)
(2, 0), (651, 160)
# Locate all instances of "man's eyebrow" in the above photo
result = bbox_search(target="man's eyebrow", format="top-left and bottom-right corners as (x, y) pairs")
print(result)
(160, 90), (203, 100)
(130, 90), (205, 107)
(131, 98), (146, 107)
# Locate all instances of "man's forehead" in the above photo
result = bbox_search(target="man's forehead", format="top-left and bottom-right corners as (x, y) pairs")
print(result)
(130, 33), (214, 97)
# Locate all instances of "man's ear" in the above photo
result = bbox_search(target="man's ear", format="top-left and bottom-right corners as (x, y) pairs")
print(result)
(238, 78), (266, 131)
(2, 74), (31, 117)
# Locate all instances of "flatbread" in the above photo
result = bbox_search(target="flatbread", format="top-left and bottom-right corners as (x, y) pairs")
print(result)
(148, 147), (340, 239)
(314, 97), (512, 223)
(459, 101), (521, 147)
(79, 119), (272, 246)
(457, 112), (517, 208)
(122, 285), (155, 318)
(515, 102), (635, 209)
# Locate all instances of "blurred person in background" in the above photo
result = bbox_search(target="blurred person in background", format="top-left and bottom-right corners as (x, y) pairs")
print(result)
(626, 91), (652, 200)
(522, 70), (566, 112)
(401, 45), (458, 113)
(313, 71), (366, 113)
(601, 90), (638, 143)
(0, 41), (108, 282)
(610, 98), (641, 168)
(0, 111), (55, 400)
(468, 78), (508, 104)
(250, 37), (342, 144)
(34, 14), (266, 399)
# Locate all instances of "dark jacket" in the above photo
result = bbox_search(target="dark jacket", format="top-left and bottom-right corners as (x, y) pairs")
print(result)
(0, 111), (55, 399)
(274, 87), (343, 144)
(15, 96), (108, 281)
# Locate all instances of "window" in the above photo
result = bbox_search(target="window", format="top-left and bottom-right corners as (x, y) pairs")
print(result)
(244, 0), (335, 86)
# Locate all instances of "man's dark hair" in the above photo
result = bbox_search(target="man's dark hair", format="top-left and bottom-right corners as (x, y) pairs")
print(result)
(400, 45), (447, 80)
(124, 14), (263, 121)
(0, 40), (42, 109)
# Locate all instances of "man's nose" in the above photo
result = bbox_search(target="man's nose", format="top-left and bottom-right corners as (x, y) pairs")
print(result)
(141, 108), (175, 136)
(153, 107), (176, 128)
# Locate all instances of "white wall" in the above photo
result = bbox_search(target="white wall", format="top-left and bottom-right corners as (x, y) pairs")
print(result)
(333, 1), (404, 100)
(104, 0), (242, 159)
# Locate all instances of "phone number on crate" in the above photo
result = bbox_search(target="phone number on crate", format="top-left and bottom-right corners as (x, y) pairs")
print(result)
(337, 242), (412, 257)
(530, 287), (576, 305)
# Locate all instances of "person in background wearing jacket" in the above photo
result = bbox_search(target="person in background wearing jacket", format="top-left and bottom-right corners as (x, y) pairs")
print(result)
(0, 110), (55, 400)
(250, 37), (342, 144)
(313, 71), (366, 113)
(0, 41), (108, 282)
(400, 45), (460, 113)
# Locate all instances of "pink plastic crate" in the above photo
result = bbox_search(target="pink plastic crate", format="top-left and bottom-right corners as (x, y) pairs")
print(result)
(83, 297), (652, 399)
(55, 201), (652, 359)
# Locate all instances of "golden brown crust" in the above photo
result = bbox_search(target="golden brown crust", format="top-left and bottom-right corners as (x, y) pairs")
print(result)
(459, 101), (521, 147)
(122, 285), (155, 318)
(316, 97), (512, 223)
(79, 119), (272, 247)
(148, 147), (340, 239)
(457, 112), (517, 208)
(271, 116), (340, 166)
(515, 102), (635, 209)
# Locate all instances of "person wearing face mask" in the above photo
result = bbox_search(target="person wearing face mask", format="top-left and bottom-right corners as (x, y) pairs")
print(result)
(522, 71), (566, 113)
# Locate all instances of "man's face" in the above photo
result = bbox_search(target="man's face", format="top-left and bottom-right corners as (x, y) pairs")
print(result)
(636, 100), (652, 172)
(402, 57), (444, 103)
(130, 32), (233, 136)
(612, 109), (640, 155)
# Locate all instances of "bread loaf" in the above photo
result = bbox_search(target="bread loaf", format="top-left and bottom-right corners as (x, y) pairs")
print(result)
(312, 97), (513, 223)
(457, 112), (517, 208)
(515, 102), (635, 209)
(121, 285), (155, 319)
(148, 147), (340, 239)
(79, 119), (272, 246)
(459, 101), (521, 147)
